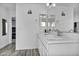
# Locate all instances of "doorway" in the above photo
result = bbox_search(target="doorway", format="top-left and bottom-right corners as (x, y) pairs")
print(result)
(12, 17), (16, 43)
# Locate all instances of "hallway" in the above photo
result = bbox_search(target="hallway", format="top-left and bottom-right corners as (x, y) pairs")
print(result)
(0, 43), (40, 56)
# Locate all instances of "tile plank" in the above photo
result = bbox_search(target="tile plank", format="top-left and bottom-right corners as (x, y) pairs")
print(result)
(0, 43), (40, 56)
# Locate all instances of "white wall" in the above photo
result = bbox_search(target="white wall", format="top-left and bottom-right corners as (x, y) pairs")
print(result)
(0, 5), (9, 49)
(16, 3), (47, 50)
(8, 8), (16, 44)
(74, 5), (79, 22)
(0, 4), (16, 49)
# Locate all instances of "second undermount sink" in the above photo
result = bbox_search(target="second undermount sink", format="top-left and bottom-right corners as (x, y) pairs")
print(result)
(44, 32), (62, 40)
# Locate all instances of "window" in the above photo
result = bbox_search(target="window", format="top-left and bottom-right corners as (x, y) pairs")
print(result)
(41, 22), (46, 27)
(48, 22), (50, 27)
(51, 22), (55, 27)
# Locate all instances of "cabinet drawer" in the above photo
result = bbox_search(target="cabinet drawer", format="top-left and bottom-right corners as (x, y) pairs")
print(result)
(39, 39), (44, 56)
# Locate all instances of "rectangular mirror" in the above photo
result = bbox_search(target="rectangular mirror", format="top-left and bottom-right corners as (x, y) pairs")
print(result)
(2, 18), (7, 36)
(74, 22), (79, 33)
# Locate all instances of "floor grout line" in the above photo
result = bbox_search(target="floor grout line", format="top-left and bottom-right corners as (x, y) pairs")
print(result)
(0, 43), (40, 56)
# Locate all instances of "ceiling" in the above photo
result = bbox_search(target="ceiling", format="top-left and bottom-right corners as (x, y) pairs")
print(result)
(0, 3), (79, 16)
(0, 3), (79, 10)
(0, 3), (16, 11)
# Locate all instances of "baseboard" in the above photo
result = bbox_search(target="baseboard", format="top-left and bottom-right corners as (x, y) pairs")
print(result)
(16, 48), (38, 50)
(0, 43), (9, 50)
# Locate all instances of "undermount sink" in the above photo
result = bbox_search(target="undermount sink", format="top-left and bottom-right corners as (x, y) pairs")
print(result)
(44, 33), (62, 40)
(44, 31), (57, 35)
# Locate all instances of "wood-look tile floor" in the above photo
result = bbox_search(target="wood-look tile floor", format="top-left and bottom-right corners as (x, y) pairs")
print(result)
(0, 43), (40, 56)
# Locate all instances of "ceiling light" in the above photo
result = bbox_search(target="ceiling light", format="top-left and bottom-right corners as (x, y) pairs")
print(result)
(46, 3), (56, 8)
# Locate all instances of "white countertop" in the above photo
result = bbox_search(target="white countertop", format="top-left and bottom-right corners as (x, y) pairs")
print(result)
(39, 33), (79, 44)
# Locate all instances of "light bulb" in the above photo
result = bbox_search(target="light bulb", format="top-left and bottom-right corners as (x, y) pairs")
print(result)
(52, 3), (56, 7)
(46, 3), (49, 7)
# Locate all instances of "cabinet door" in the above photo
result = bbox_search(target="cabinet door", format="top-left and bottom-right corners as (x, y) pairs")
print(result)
(39, 39), (43, 56)
(42, 45), (48, 56)
(48, 43), (79, 56)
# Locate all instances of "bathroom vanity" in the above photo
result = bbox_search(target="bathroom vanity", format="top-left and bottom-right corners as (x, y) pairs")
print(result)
(38, 32), (79, 56)
(39, 13), (79, 56)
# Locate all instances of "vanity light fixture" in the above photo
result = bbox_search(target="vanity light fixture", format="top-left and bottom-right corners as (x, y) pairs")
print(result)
(27, 10), (32, 14)
(52, 22), (55, 27)
(61, 11), (65, 16)
(41, 22), (46, 27)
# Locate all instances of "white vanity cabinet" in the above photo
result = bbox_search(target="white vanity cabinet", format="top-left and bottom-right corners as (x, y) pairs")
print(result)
(38, 34), (48, 56)
(38, 33), (79, 56)
(39, 39), (48, 56)
(38, 34), (63, 56)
